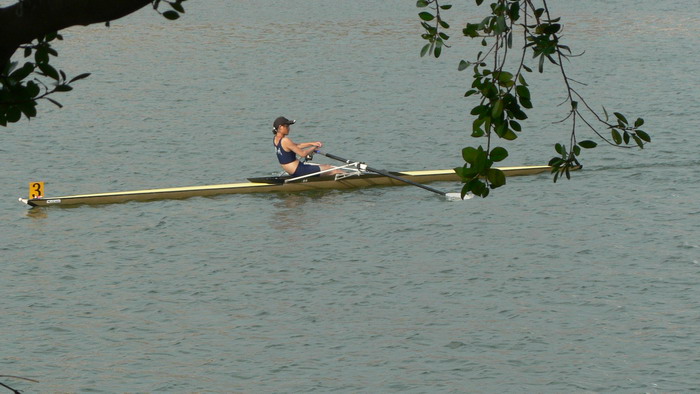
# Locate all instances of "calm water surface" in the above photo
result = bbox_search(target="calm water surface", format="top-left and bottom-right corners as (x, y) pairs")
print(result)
(2, 1), (700, 392)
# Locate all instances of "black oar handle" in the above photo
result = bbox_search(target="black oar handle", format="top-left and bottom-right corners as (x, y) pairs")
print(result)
(315, 151), (447, 196)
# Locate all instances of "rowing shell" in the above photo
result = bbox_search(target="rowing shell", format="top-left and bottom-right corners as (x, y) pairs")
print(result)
(19, 166), (553, 207)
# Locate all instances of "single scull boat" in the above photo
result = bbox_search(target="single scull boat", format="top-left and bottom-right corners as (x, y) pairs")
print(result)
(18, 153), (562, 207)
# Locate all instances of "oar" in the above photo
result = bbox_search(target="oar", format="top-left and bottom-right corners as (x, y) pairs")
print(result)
(315, 151), (465, 200)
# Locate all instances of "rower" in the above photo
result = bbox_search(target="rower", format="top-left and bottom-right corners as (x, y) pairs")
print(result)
(272, 116), (343, 177)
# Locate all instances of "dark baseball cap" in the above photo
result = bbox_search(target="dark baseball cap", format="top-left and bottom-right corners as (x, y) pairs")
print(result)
(273, 116), (296, 130)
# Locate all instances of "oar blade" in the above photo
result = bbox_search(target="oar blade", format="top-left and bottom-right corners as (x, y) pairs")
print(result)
(444, 192), (474, 201)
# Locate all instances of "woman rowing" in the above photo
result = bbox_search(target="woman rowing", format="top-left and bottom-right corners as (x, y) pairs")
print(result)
(272, 116), (343, 177)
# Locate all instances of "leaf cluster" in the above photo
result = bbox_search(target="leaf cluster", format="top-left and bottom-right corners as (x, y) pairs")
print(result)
(454, 145), (507, 198)
(153, 0), (188, 20)
(416, 0), (652, 196)
(1, 0), (188, 127)
(607, 111), (650, 148)
(417, 0), (452, 58)
(1, 33), (90, 126)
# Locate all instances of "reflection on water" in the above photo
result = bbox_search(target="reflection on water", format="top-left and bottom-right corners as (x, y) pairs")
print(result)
(269, 191), (340, 231)
(24, 207), (49, 220)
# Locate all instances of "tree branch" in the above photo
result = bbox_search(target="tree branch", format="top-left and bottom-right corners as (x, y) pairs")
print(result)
(0, 0), (152, 67)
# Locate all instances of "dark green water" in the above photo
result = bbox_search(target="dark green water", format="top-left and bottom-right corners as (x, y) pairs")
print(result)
(2, 1), (699, 391)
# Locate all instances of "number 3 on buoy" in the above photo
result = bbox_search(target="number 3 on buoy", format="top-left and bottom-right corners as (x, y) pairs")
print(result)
(29, 182), (44, 199)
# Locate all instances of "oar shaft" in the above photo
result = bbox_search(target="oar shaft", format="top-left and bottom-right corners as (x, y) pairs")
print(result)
(316, 151), (447, 196)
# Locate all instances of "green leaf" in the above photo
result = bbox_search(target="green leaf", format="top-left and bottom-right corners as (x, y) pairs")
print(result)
(38, 63), (59, 80)
(509, 120), (521, 131)
(34, 48), (49, 64)
(470, 104), (488, 116)
(494, 71), (513, 83)
(18, 102), (37, 118)
(419, 12), (434, 21)
(440, 4), (452, 10)
(416, 0), (429, 7)
(490, 147), (508, 162)
(420, 43), (430, 57)
(54, 85), (73, 92)
(486, 168), (506, 187)
(463, 23), (480, 38)
(502, 129), (518, 140)
(458, 60), (469, 71)
(555, 143), (565, 155)
(634, 118), (645, 128)
(636, 130), (651, 142)
(454, 166), (479, 179)
(495, 15), (507, 34)
(578, 140), (597, 149)
(472, 118), (485, 137)
(543, 23), (561, 35)
(469, 178), (487, 197)
(170, 2), (185, 12)
(508, 2), (520, 21)
(613, 112), (628, 125)
(633, 134), (644, 149)
(548, 157), (564, 167)
(462, 146), (479, 164)
(46, 98), (63, 108)
(510, 106), (528, 120)
(611, 128), (622, 145)
(6, 106), (21, 122)
(517, 74), (527, 86)
(471, 128), (485, 138)
(460, 183), (471, 199)
(507, 31), (513, 49)
(515, 85), (530, 99)
(473, 148), (488, 172)
(26, 81), (40, 98)
(163, 10), (180, 20)
(69, 72), (91, 83)
(492, 99), (504, 118)
(9, 62), (34, 81)
(494, 122), (507, 138)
